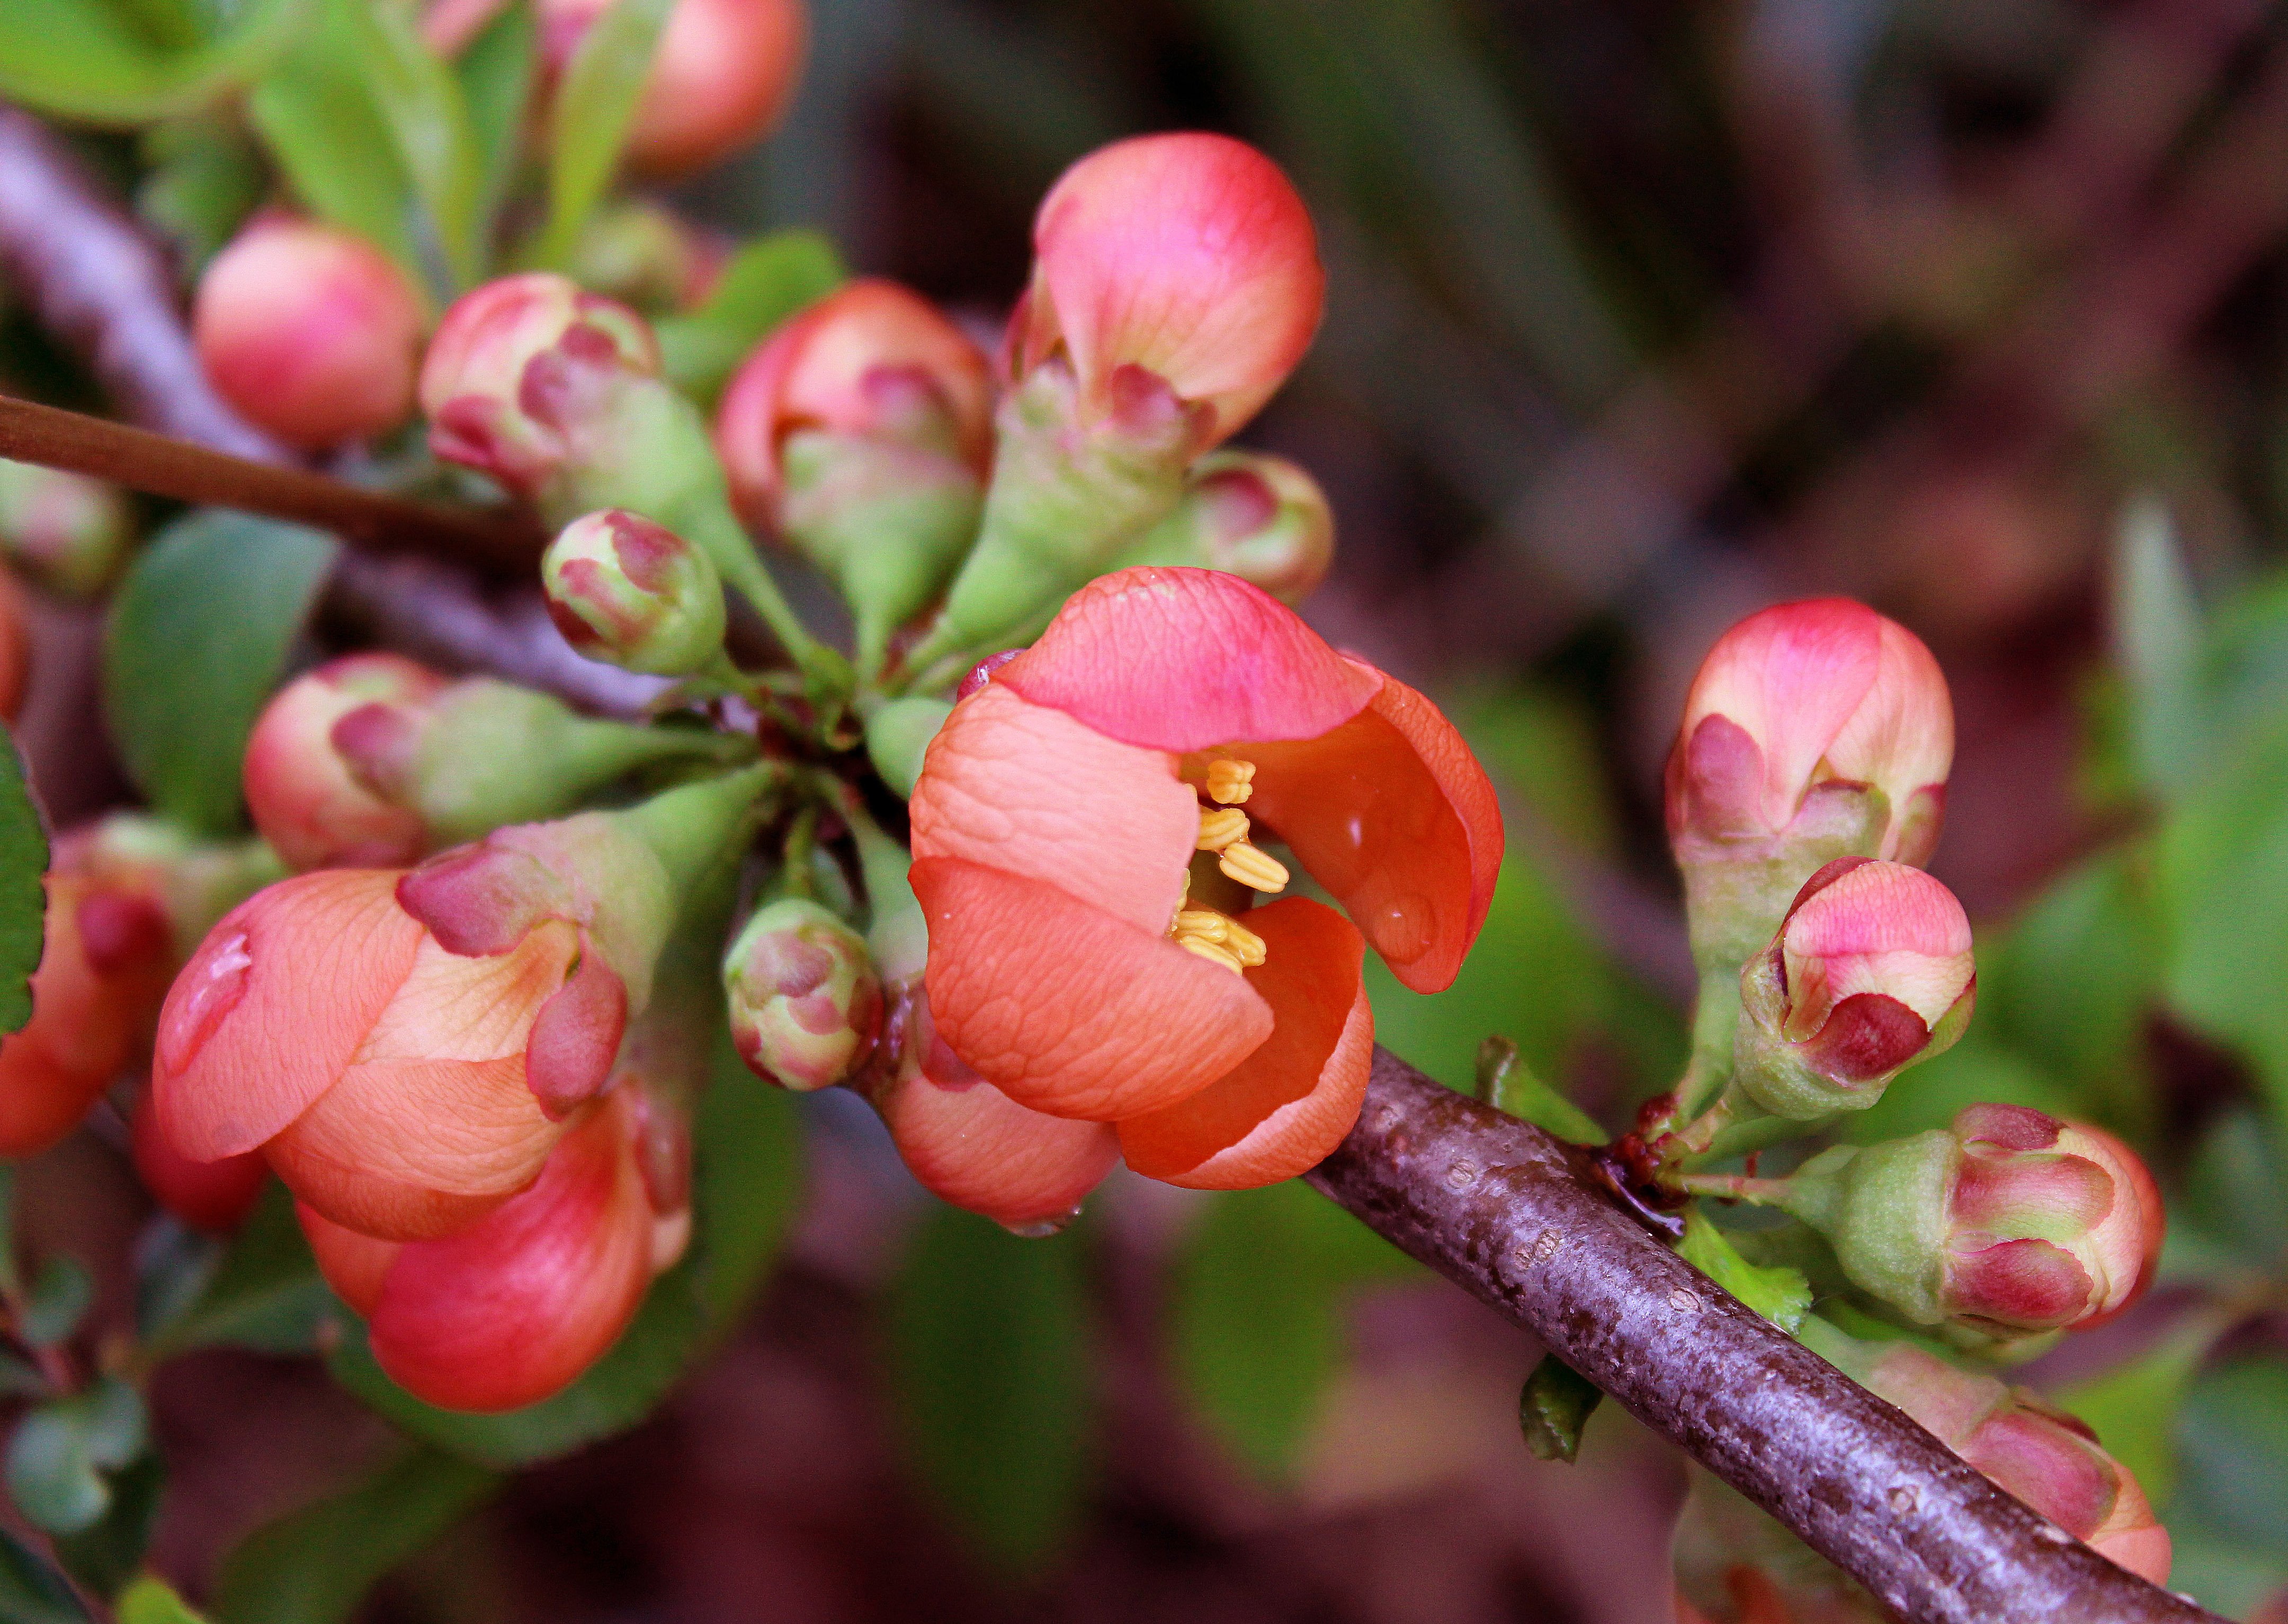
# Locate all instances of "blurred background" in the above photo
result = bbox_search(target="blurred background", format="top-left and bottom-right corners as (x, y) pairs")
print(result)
(20, 0), (2288, 1618)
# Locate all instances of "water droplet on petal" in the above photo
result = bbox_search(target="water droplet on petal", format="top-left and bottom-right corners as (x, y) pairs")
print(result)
(1000, 1205), (1084, 1239)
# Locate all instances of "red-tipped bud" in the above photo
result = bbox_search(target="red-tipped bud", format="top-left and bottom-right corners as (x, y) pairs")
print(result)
(1783, 1104), (2163, 1333)
(130, 1087), (265, 1233)
(538, 0), (806, 179)
(244, 654), (448, 872)
(1732, 858), (1975, 1119)
(1667, 599), (1953, 968)
(0, 460), (131, 597)
(723, 898), (881, 1091)
(1116, 450), (1334, 603)
(566, 202), (725, 314)
(1010, 133), (1322, 449)
(193, 220), (425, 450)
(299, 1084), (666, 1411)
(419, 273), (660, 502)
(543, 510), (727, 675)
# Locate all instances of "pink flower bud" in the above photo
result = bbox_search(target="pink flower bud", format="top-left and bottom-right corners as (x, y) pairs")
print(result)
(193, 220), (426, 451)
(130, 1087), (266, 1233)
(1009, 133), (1324, 449)
(1116, 449), (1334, 603)
(724, 897), (882, 1091)
(537, 0), (806, 179)
(299, 1084), (667, 1411)
(543, 510), (727, 675)
(0, 460), (130, 597)
(1733, 858), (1975, 1119)
(419, 273), (660, 501)
(244, 655), (448, 872)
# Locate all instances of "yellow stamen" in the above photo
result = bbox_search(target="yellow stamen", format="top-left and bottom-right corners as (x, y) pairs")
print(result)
(1206, 759), (1256, 805)
(1177, 934), (1245, 974)
(1195, 807), (1249, 852)
(1173, 908), (1229, 942)
(1222, 917), (1267, 967)
(1218, 841), (1289, 893)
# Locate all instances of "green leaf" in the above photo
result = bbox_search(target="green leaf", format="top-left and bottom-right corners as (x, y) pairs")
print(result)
(2053, 1319), (2219, 1512)
(133, 1218), (223, 1344)
(531, 0), (673, 272)
(2178, 1109), (2288, 1275)
(51, 1451), (163, 1601)
(137, 117), (266, 276)
(19, 1257), (92, 1349)
(0, 727), (48, 1037)
(1675, 1212), (1810, 1334)
(6, 1379), (147, 1536)
(1476, 1034), (1603, 1143)
(248, 18), (419, 276)
(1518, 1355), (1602, 1464)
(0, 0), (308, 123)
(119, 1576), (207, 1624)
(2111, 496), (2207, 800)
(655, 231), (847, 403)
(454, 0), (535, 240)
(103, 511), (338, 837)
(0, 1525), (88, 1624)
(330, 0), (484, 288)
(147, 1183), (334, 1359)
(2175, 1357), (2288, 1552)
(1170, 1179), (1417, 1482)
(326, 1034), (801, 1468)
(887, 1207), (1092, 1575)
(213, 1448), (495, 1624)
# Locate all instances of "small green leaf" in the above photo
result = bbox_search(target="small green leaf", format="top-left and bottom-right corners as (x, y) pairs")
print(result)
(137, 117), (266, 276)
(213, 1448), (495, 1624)
(531, 0), (673, 272)
(1477, 1034), (1603, 1143)
(1518, 1355), (1602, 1463)
(1675, 1212), (1810, 1334)
(103, 511), (339, 837)
(0, 1525), (88, 1624)
(2179, 1109), (2288, 1274)
(20, 1257), (93, 1350)
(888, 1207), (1092, 1575)
(6, 1379), (148, 1536)
(2112, 496), (2207, 800)
(133, 1218), (224, 1344)
(331, 0), (484, 287)
(455, 0), (535, 239)
(52, 1451), (163, 1601)
(119, 1576), (207, 1624)
(0, 726), (48, 1037)
(655, 231), (847, 402)
(148, 1183), (333, 1359)
(2175, 1357), (2288, 1550)
(248, 22), (419, 276)
(0, 0), (308, 123)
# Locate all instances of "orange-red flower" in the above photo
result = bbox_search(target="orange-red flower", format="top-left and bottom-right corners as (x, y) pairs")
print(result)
(908, 566), (1499, 1189)
(130, 1087), (266, 1234)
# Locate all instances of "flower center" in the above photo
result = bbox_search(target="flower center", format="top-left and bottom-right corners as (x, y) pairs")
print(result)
(1167, 756), (1285, 975)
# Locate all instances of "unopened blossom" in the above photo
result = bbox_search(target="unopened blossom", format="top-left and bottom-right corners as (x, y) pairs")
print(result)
(542, 510), (727, 676)
(1117, 450), (1334, 604)
(908, 566), (1499, 1190)
(1667, 599), (1953, 968)
(1731, 858), (1975, 1120)
(0, 460), (131, 597)
(723, 897), (882, 1091)
(194, 219), (425, 450)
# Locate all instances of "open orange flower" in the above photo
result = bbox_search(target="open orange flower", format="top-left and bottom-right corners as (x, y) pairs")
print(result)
(908, 566), (1500, 1188)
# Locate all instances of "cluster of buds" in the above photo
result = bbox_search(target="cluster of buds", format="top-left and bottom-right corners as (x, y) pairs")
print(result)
(151, 767), (768, 1409)
(193, 219), (427, 451)
(244, 653), (741, 871)
(1774, 1104), (2163, 1333)
(0, 459), (131, 597)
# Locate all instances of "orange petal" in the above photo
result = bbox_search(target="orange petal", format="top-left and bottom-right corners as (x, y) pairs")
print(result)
(297, 1201), (401, 1316)
(0, 874), (137, 1157)
(909, 683), (1193, 935)
(996, 567), (1379, 753)
(131, 1091), (267, 1234)
(1118, 898), (1370, 1188)
(153, 870), (426, 1162)
(912, 856), (1271, 1120)
(875, 1067), (1120, 1229)
(1238, 669), (1502, 993)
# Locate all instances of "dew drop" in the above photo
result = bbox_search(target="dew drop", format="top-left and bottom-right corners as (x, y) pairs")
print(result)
(1002, 1206), (1084, 1239)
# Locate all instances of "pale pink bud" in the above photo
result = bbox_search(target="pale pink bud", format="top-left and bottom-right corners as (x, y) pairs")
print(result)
(537, 0), (806, 178)
(1008, 132), (1324, 449)
(194, 220), (425, 450)
(244, 655), (449, 872)
(717, 278), (994, 525)
(723, 898), (881, 1091)
(1120, 449), (1334, 603)
(542, 510), (727, 674)
(0, 460), (131, 597)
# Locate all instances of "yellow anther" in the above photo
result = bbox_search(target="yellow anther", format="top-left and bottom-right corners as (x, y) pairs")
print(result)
(1218, 841), (1289, 893)
(1177, 934), (1245, 974)
(1173, 908), (1229, 942)
(1206, 759), (1256, 805)
(1222, 917), (1267, 967)
(1196, 807), (1250, 852)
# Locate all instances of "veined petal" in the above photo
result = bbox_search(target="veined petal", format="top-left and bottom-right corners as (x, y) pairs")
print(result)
(1119, 898), (1370, 1187)
(875, 1064), (1120, 1228)
(913, 856), (1271, 1120)
(909, 683), (1194, 935)
(1680, 599), (1881, 833)
(297, 1203), (401, 1316)
(1237, 670), (1502, 993)
(996, 568), (1378, 753)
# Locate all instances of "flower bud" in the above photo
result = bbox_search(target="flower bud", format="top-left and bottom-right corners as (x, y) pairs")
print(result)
(193, 220), (425, 450)
(863, 697), (950, 800)
(566, 201), (722, 314)
(243, 654), (446, 871)
(538, 0), (806, 179)
(298, 1084), (666, 1411)
(1113, 450), (1334, 603)
(1781, 1104), (2162, 1334)
(543, 510), (727, 675)
(1822, 1337), (2170, 1585)
(130, 1088), (265, 1233)
(717, 280), (991, 674)
(0, 460), (131, 598)
(0, 568), (30, 725)
(1667, 599), (1953, 970)
(723, 897), (881, 1090)
(1731, 858), (1974, 1120)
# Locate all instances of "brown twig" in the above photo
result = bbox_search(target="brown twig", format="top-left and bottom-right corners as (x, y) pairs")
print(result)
(1307, 1050), (2228, 1624)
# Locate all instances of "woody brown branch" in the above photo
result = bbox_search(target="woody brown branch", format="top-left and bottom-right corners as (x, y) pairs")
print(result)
(1307, 1050), (2228, 1624)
